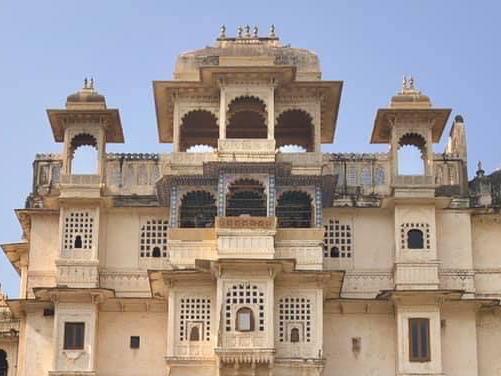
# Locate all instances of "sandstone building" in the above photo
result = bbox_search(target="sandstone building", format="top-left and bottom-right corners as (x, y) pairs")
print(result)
(1, 25), (501, 376)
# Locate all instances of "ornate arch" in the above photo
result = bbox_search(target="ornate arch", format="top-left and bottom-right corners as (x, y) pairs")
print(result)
(226, 96), (268, 139)
(276, 190), (313, 228)
(225, 178), (267, 217)
(179, 110), (219, 151)
(179, 190), (217, 228)
(275, 109), (314, 151)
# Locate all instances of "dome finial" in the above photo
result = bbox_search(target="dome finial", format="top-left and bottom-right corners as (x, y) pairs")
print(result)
(89, 77), (94, 90)
(83, 77), (88, 89)
(245, 25), (251, 38)
(477, 161), (485, 177)
(269, 24), (276, 38)
(219, 24), (226, 39)
(253, 26), (258, 38)
(237, 26), (243, 39)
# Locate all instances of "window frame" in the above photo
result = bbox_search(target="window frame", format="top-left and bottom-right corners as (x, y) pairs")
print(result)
(235, 307), (255, 332)
(408, 318), (430, 362)
(63, 322), (85, 350)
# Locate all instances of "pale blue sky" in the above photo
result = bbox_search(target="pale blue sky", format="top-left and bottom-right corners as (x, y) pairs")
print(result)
(1, 1), (500, 297)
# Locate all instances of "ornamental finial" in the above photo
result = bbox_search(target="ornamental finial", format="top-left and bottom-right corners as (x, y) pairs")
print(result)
(89, 77), (94, 90)
(83, 77), (88, 89)
(409, 76), (415, 90)
(237, 26), (243, 38)
(269, 24), (276, 38)
(245, 25), (251, 38)
(219, 24), (226, 39)
(253, 26), (258, 38)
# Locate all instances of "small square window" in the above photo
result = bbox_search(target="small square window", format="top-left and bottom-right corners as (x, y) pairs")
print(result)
(130, 336), (140, 349)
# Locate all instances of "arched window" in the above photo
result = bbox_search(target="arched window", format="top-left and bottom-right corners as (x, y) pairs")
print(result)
(397, 133), (426, 175)
(226, 96), (267, 139)
(180, 191), (217, 228)
(74, 235), (82, 249)
(290, 328), (300, 343)
(276, 191), (312, 228)
(275, 110), (314, 151)
(152, 246), (161, 258)
(236, 307), (255, 332)
(69, 133), (98, 174)
(189, 326), (200, 341)
(180, 110), (218, 152)
(407, 229), (424, 249)
(0, 350), (7, 376)
(226, 179), (266, 217)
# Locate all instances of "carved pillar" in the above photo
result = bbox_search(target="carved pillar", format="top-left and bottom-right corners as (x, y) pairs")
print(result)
(173, 102), (180, 152)
(219, 87), (227, 140)
(166, 289), (175, 356)
(267, 86), (275, 140)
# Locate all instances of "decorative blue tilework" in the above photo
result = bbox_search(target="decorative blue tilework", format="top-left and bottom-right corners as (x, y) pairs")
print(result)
(170, 186), (178, 227)
(218, 174), (225, 217)
(315, 185), (322, 228)
(268, 175), (276, 217)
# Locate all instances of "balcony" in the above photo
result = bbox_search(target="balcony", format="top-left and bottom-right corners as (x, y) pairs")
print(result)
(218, 139), (276, 162)
(274, 228), (324, 270)
(59, 174), (101, 198)
(168, 228), (217, 267)
(216, 216), (276, 259)
(392, 175), (434, 187)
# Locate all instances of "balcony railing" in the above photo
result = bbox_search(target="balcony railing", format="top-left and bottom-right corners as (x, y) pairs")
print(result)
(216, 216), (276, 231)
(60, 174), (101, 186)
(392, 175), (434, 186)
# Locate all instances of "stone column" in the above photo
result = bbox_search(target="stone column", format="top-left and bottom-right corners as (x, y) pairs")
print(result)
(219, 87), (227, 140)
(267, 87), (275, 140)
(173, 102), (180, 152)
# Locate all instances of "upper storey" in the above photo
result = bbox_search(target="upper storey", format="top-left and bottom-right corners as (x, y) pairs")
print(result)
(153, 25), (343, 151)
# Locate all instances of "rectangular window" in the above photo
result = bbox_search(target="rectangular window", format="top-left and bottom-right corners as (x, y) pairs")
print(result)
(130, 336), (140, 349)
(63, 322), (85, 350)
(409, 318), (430, 362)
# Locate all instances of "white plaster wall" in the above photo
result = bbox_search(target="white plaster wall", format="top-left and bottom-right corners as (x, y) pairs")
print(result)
(436, 211), (473, 269)
(323, 208), (394, 270)
(472, 219), (501, 269)
(353, 210), (394, 269)
(103, 209), (167, 269)
(476, 310), (501, 376)
(22, 311), (53, 376)
(441, 304), (478, 376)
(96, 311), (167, 376)
(323, 313), (396, 376)
(29, 214), (59, 272)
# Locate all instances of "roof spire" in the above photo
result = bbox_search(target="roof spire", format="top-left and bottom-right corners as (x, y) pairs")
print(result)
(89, 77), (94, 90)
(83, 77), (88, 89)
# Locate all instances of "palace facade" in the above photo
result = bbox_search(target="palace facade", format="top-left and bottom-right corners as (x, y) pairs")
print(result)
(1, 26), (501, 376)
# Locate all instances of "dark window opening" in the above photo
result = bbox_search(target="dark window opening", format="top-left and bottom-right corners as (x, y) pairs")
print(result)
(226, 96), (267, 139)
(275, 110), (314, 152)
(130, 336), (140, 349)
(408, 229), (424, 249)
(74, 235), (82, 249)
(276, 191), (312, 228)
(64, 322), (85, 350)
(330, 247), (339, 258)
(236, 307), (255, 332)
(152, 247), (161, 258)
(189, 326), (200, 341)
(179, 110), (218, 152)
(0, 350), (7, 376)
(226, 179), (267, 217)
(180, 191), (217, 228)
(409, 318), (430, 362)
(290, 328), (300, 343)
(397, 133), (426, 176)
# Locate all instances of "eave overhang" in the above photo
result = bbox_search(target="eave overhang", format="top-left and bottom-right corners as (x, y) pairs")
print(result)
(46, 109), (124, 143)
(370, 108), (451, 144)
(0, 242), (28, 275)
(32, 287), (115, 302)
(153, 67), (342, 144)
